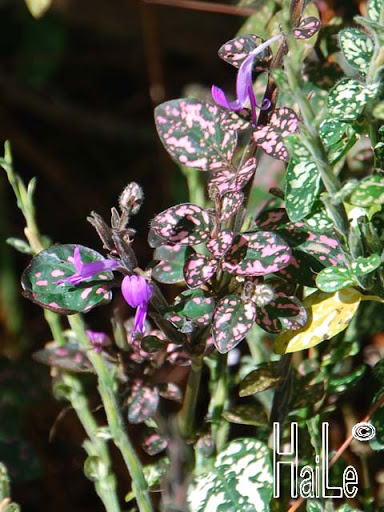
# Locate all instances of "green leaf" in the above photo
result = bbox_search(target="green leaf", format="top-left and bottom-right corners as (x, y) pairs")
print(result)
(328, 365), (365, 394)
(350, 254), (381, 276)
(239, 362), (282, 396)
(339, 29), (374, 71)
(350, 175), (384, 207)
(188, 438), (273, 512)
(222, 405), (268, 426)
(316, 266), (356, 292)
(367, 0), (384, 21)
(21, 244), (114, 314)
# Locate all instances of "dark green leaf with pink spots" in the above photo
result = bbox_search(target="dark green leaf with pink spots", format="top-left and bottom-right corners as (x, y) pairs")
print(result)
(239, 362), (282, 396)
(296, 232), (345, 267)
(218, 34), (272, 70)
(207, 229), (234, 258)
(253, 108), (299, 161)
(21, 244), (114, 315)
(150, 204), (212, 246)
(155, 99), (237, 171)
(141, 428), (168, 456)
(293, 17), (321, 40)
(277, 250), (324, 287)
(33, 342), (93, 373)
(165, 289), (215, 331)
(127, 381), (159, 424)
(152, 245), (188, 284)
(220, 191), (244, 221)
(208, 158), (256, 198)
(222, 231), (291, 276)
(256, 295), (307, 333)
(222, 404), (268, 426)
(184, 252), (217, 288)
(212, 295), (256, 353)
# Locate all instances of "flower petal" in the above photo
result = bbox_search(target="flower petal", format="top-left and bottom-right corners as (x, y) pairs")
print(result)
(211, 85), (243, 111)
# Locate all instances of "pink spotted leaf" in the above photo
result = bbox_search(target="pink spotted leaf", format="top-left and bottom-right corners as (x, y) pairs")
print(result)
(218, 34), (273, 70)
(212, 295), (256, 353)
(141, 427), (168, 456)
(220, 191), (244, 221)
(150, 203), (212, 246)
(222, 231), (292, 276)
(155, 99), (238, 171)
(253, 107), (299, 161)
(207, 229), (234, 258)
(293, 17), (321, 40)
(183, 252), (218, 288)
(152, 245), (189, 284)
(21, 244), (114, 315)
(256, 294), (307, 333)
(165, 289), (215, 329)
(127, 380), (159, 424)
(33, 342), (94, 373)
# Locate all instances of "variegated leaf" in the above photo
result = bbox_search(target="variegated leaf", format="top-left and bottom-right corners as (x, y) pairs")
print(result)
(222, 405), (267, 426)
(33, 342), (93, 373)
(319, 118), (349, 148)
(256, 295), (307, 333)
(285, 160), (321, 221)
(152, 245), (188, 284)
(155, 99), (237, 171)
(183, 252), (217, 288)
(239, 362), (282, 396)
(150, 204), (212, 246)
(253, 108), (299, 161)
(367, 0), (384, 21)
(222, 231), (291, 276)
(166, 289), (215, 329)
(188, 439), (273, 512)
(274, 288), (362, 354)
(339, 28), (374, 72)
(127, 381), (159, 424)
(220, 191), (244, 221)
(293, 17), (321, 40)
(212, 296), (256, 353)
(316, 266), (356, 292)
(327, 79), (379, 121)
(207, 229), (233, 258)
(350, 175), (384, 207)
(218, 34), (272, 70)
(21, 244), (114, 315)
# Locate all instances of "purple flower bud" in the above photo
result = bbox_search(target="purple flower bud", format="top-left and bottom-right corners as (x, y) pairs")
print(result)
(86, 330), (110, 353)
(63, 247), (119, 286)
(121, 275), (153, 335)
(212, 34), (282, 125)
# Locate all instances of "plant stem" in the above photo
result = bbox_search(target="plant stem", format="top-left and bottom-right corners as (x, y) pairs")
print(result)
(68, 314), (153, 512)
(284, 58), (350, 238)
(208, 352), (228, 453)
(62, 373), (121, 512)
(177, 354), (204, 439)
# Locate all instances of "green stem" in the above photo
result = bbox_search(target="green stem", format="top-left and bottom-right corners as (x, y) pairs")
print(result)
(62, 373), (121, 512)
(68, 315), (153, 512)
(177, 354), (204, 439)
(208, 352), (228, 453)
(284, 58), (350, 238)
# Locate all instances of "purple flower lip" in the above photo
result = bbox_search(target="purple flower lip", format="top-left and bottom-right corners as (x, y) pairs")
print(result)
(86, 330), (110, 353)
(60, 247), (119, 285)
(212, 34), (283, 125)
(121, 275), (153, 336)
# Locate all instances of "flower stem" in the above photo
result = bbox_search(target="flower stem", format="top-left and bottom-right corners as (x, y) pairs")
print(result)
(177, 354), (204, 439)
(68, 314), (153, 512)
(208, 352), (228, 453)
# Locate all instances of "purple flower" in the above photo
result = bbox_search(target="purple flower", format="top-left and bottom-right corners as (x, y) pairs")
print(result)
(63, 247), (119, 285)
(121, 275), (153, 335)
(212, 34), (283, 125)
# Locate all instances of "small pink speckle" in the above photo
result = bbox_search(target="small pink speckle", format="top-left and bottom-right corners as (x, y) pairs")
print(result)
(51, 269), (65, 277)
(35, 272), (42, 277)
(36, 280), (48, 286)
(81, 288), (92, 300)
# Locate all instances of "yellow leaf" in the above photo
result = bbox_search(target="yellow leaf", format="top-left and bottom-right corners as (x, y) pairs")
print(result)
(25, 0), (51, 18)
(274, 288), (362, 354)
